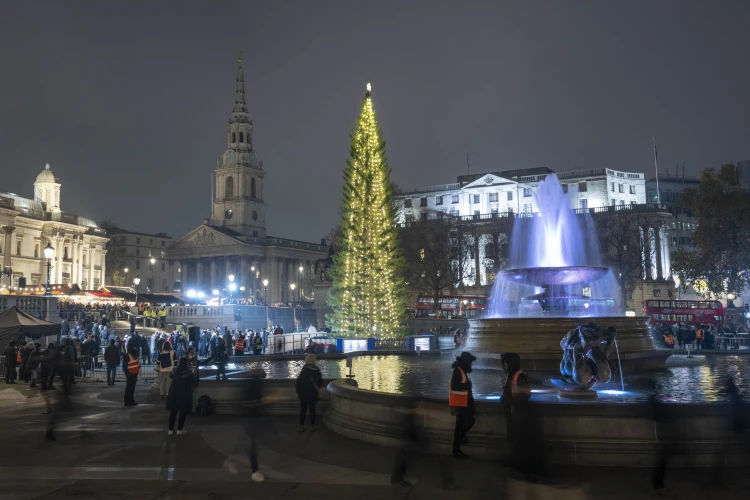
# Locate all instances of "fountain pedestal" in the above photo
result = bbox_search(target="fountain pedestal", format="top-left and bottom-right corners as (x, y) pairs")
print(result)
(466, 316), (669, 371)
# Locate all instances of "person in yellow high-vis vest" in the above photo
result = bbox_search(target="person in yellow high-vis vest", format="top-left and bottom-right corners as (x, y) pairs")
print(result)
(448, 351), (476, 458)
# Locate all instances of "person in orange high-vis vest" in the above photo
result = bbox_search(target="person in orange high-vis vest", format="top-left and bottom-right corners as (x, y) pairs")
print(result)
(449, 351), (476, 458)
(695, 327), (703, 349)
(234, 336), (245, 356)
(124, 348), (140, 407)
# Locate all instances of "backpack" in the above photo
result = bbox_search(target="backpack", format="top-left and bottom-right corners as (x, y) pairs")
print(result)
(195, 395), (214, 416)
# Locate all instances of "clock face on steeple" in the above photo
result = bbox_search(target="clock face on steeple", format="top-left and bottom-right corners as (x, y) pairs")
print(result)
(224, 151), (236, 165)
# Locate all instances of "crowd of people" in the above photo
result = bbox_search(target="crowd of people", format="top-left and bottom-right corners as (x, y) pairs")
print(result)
(654, 322), (750, 349)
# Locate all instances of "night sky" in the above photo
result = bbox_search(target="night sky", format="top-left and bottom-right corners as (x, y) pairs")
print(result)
(1, 1), (748, 243)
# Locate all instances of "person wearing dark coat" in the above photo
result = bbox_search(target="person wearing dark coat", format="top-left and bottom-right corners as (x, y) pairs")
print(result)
(104, 339), (121, 386)
(449, 351), (476, 458)
(3, 341), (17, 384)
(295, 354), (323, 431)
(501, 352), (540, 479)
(140, 335), (151, 365)
(26, 344), (42, 387)
(166, 358), (195, 435)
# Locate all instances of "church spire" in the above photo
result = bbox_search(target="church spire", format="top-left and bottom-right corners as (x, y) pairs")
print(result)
(232, 50), (248, 117)
(227, 51), (253, 150)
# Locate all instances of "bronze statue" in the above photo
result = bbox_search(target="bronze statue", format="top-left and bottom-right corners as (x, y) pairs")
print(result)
(560, 322), (616, 390)
(313, 246), (335, 281)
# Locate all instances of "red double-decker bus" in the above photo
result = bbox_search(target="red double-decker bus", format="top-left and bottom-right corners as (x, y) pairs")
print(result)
(643, 299), (724, 326)
(415, 295), (488, 318)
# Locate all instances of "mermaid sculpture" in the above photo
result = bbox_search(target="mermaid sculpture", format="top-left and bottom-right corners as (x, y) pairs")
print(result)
(560, 322), (616, 390)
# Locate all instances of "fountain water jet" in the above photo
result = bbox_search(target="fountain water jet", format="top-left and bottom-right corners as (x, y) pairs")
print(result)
(466, 174), (668, 371)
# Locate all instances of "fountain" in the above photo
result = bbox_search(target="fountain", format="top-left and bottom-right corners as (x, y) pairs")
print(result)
(466, 174), (668, 371)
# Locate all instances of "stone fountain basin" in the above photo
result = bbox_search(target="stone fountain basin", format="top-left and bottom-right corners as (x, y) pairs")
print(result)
(466, 315), (668, 371)
(501, 266), (609, 286)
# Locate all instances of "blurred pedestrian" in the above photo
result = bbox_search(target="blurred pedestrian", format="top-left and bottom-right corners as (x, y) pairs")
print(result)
(123, 347), (140, 407)
(295, 354), (323, 431)
(3, 341), (17, 384)
(166, 358), (194, 436)
(449, 351), (476, 458)
(104, 339), (120, 386)
(157, 342), (175, 400)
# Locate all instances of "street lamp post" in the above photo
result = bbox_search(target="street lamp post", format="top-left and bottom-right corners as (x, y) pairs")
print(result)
(290, 283), (296, 305)
(43, 242), (54, 296)
(150, 257), (156, 292)
(228, 274), (236, 302)
(263, 278), (269, 305)
(133, 274), (141, 306)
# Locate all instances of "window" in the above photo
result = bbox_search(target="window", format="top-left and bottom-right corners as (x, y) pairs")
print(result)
(63, 246), (68, 260)
(120, 236), (126, 244)
(149, 238), (153, 245)
(436, 195), (443, 205)
(251, 177), (256, 198)
(136, 237), (141, 244)
(161, 241), (165, 247)
(404, 199), (412, 208)
(611, 199), (616, 206)
(490, 208), (498, 215)
(16, 240), (22, 256)
(629, 185), (636, 195)
(225, 176), (234, 198)
(451, 194), (459, 204)
(522, 188), (531, 197)
(578, 182), (587, 192)
(619, 200), (625, 206)
(149, 261), (153, 271)
(252, 230), (259, 237)
(421, 212), (428, 221)
(611, 182), (615, 192)
(147, 278), (154, 290)
(579, 199), (588, 210)
(523, 204), (531, 213)
(618, 184), (624, 193)
(507, 191), (513, 201)
(136, 249), (140, 257)
(232, 132), (236, 142)
(239, 132), (244, 142)
(420, 197), (427, 207)
(136, 261), (140, 270)
(489, 193), (498, 202)
(630, 200), (636, 205)
(405, 214), (415, 223)
(653, 289), (661, 297)
(34, 243), (39, 258)
(473, 210), (480, 219)
(562, 184), (568, 193)
(161, 263), (165, 272)
(162, 278), (167, 291)
(472, 195), (480, 204)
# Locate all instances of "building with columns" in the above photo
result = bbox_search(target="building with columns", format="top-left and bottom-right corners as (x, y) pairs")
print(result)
(0, 164), (108, 291)
(166, 54), (327, 304)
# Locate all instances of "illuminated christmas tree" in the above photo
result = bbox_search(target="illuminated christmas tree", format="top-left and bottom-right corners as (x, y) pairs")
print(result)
(327, 84), (407, 338)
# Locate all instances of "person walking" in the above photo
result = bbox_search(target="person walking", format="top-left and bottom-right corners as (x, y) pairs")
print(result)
(295, 354), (323, 431)
(104, 339), (120, 386)
(207, 338), (230, 380)
(129, 314), (136, 334)
(234, 334), (245, 356)
(123, 347), (140, 407)
(141, 335), (151, 365)
(449, 351), (476, 458)
(3, 341), (17, 384)
(157, 342), (175, 400)
(166, 358), (194, 436)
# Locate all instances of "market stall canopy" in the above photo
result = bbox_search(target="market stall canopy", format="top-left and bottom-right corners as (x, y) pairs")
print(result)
(99, 287), (183, 305)
(0, 307), (62, 352)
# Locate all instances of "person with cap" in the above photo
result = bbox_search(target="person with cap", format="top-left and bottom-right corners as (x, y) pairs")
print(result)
(449, 351), (476, 458)
(501, 352), (539, 477)
(295, 353), (323, 431)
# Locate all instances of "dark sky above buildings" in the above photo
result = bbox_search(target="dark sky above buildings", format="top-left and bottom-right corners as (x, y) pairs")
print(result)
(1, 1), (748, 243)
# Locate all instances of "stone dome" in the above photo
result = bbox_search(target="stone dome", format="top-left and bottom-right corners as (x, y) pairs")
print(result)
(35, 163), (60, 184)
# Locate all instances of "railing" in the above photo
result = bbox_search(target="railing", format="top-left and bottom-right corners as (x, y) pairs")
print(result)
(395, 183), (461, 195)
(0, 355), (157, 383)
(168, 306), (230, 317)
(264, 332), (327, 355)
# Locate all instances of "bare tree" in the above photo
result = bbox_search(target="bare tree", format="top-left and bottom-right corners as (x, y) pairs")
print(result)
(99, 220), (130, 287)
(400, 217), (472, 314)
(596, 209), (670, 312)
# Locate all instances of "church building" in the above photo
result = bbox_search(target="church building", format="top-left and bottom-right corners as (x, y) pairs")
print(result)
(166, 54), (328, 304)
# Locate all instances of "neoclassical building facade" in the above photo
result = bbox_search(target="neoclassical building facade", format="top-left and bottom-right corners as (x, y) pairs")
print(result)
(0, 164), (108, 291)
(167, 54), (327, 303)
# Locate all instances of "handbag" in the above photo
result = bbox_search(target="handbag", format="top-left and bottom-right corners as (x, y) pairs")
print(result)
(309, 376), (325, 399)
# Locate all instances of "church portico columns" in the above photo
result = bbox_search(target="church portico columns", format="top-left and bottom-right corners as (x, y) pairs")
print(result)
(210, 260), (217, 290)
(196, 259), (204, 288)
